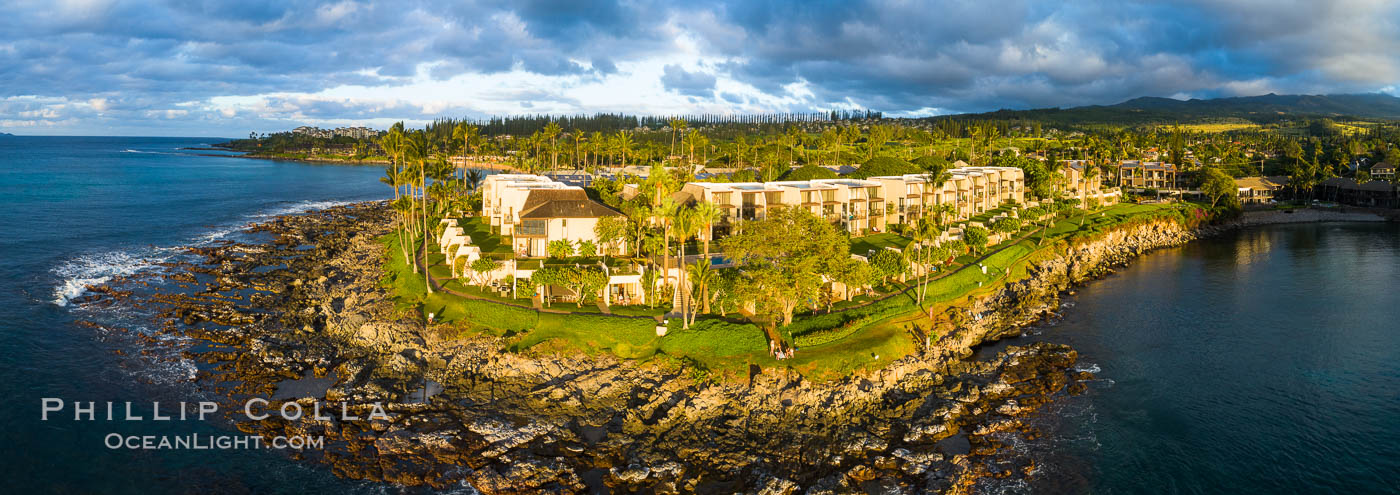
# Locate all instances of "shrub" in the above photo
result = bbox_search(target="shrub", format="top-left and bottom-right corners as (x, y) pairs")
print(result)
(963, 226), (990, 254)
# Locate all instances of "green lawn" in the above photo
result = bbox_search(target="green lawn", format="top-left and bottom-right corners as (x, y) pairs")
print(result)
(454, 216), (513, 256)
(850, 232), (914, 255)
(968, 204), (1015, 224)
(382, 201), (1195, 383)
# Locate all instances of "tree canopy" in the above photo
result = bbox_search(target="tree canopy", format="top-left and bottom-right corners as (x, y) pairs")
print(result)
(849, 156), (920, 179)
(780, 164), (839, 181)
(719, 206), (850, 326)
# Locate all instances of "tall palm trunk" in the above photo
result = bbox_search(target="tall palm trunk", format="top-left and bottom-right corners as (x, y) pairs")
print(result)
(679, 240), (689, 329)
(419, 163), (433, 294)
(701, 222), (712, 314)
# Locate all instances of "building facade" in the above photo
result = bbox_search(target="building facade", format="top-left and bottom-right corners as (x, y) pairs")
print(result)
(1118, 161), (1182, 190)
(481, 174), (625, 257)
(663, 166), (1026, 236)
(1234, 176), (1288, 205)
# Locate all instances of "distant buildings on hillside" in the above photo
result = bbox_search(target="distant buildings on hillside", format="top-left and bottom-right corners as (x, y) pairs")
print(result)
(291, 126), (381, 139)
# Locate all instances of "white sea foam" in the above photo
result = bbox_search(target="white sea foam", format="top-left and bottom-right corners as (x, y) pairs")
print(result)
(1073, 363), (1101, 374)
(51, 249), (168, 306)
(53, 199), (355, 306)
(257, 199), (355, 218)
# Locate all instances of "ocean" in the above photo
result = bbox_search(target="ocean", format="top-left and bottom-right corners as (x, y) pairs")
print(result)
(0, 136), (409, 493)
(976, 221), (1400, 494)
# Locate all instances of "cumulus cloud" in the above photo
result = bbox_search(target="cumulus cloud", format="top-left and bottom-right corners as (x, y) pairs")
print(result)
(661, 64), (717, 97)
(0, 0), (1397, 135)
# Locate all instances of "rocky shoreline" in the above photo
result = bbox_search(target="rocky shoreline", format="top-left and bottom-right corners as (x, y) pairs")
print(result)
(77, 201), (1289, 493)
(1230, 208), (1391, 227)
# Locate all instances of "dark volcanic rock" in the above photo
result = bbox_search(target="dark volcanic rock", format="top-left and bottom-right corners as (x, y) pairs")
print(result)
(87, 201), (1199, 493)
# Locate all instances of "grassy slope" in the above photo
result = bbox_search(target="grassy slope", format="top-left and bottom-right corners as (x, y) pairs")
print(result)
(381, 202), (1194, 382)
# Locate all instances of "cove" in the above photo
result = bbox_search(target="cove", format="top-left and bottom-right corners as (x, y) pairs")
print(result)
(976, 222), (1400, 494)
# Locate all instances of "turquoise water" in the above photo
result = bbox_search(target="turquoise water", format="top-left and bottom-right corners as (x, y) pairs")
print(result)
(2, 137), (1396, 493)
(980, 222), (1400, 494)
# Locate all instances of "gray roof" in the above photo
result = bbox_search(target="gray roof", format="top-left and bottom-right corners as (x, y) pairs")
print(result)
(518, 189), (623, 219)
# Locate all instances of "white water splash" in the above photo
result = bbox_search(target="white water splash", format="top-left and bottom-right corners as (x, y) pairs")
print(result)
(52, 200), (357, 306)
(257, 199), (355, 218)
(50, 249), (170, 306)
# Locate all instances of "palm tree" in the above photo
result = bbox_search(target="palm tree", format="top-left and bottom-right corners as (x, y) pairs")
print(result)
(615, 130), (633, 169)
(464, 168), (486, 193)
(1079, 161), (1101, 226)
(685, 260), (716, 323)
(692, 201), (721, 259)
(589, 131), (604, 170)
(405, 130), (434, 294)
(654, 198), (678, 297)
(453, 122), (480, 189)
(912, 216), (941, 310)
(668, 118), (687, 157)
(670, 206), (700, 328)
(543, 121), (562, 170)
(391, 195), (414, 265)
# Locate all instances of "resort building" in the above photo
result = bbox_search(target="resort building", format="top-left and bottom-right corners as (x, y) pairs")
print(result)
(1315, 178), (1399, 208)
(1370, 162), (1396, 180)
(1060, 160), (1122, 205)
(481, 174), (625, 257)
(1118, 160), (1182, 190)
(653, 165), (1026, 237)
(1234, 176), (1288, 205)
(873, 166), (1026, 224)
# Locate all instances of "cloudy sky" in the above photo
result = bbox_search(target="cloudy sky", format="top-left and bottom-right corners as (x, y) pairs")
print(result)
(2, 0), (1399, 136)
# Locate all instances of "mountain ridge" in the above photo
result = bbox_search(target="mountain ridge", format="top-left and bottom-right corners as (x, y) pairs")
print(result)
(943, 93), (1400, 124)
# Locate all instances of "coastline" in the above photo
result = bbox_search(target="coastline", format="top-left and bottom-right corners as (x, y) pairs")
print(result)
(80, 201), (1391, 493)
(1227, 208), (1392, 227)
(214, 149), (524, 171)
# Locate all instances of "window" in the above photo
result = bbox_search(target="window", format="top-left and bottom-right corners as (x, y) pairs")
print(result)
(518, 220), (547, 236)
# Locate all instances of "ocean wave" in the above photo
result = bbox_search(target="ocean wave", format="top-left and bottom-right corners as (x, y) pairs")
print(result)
(1073, 363), (1101, 374)
(50, 249), (169, 306)
(256, 199), (356, 218)
(53, 199), (356, 306)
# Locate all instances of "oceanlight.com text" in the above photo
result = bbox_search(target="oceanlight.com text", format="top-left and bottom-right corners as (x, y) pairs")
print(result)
(104, 433), (324, 450)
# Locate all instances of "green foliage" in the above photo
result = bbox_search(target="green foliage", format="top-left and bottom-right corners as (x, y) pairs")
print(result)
(849, 156), (919, 179)
(1200, 167), (1240, 209)
(992, 216), (1022, 234)
(660, 319), (768, 357)
(532, 265), (608, 307)
(780, 164), (839, 181)
(789, 292), (916, 347)
(963, 226), (990, 254)
(910, 155), (949, 170)
(869, 248), (907, 281)
(593, 215), (629, 255)
(720, 206), (850, 326)
(990, 154), (1059, 199)
(547, 239), (575, 258)
(576, 239), (598, 257)
(468, 257), (501, 285)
